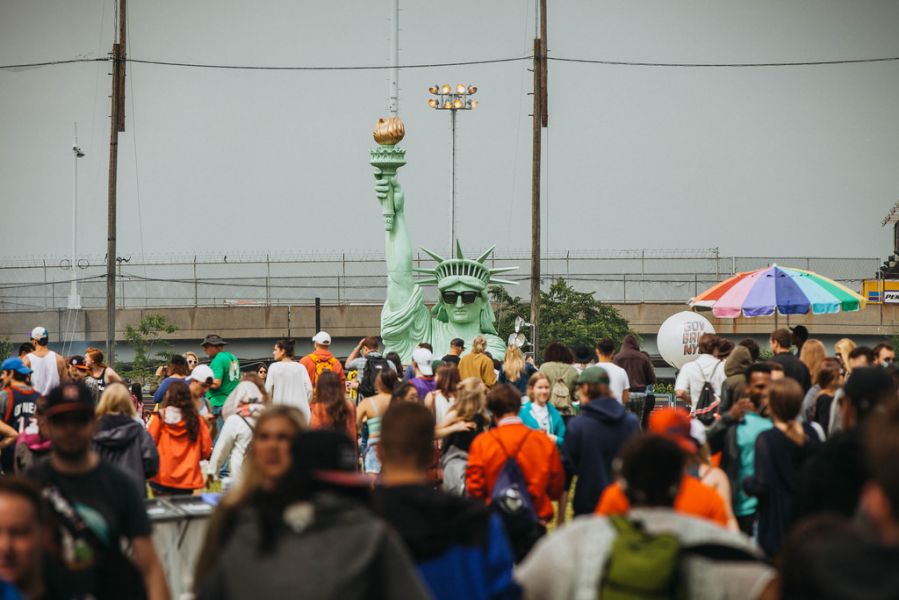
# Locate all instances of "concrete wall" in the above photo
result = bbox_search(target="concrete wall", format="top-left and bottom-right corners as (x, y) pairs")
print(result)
(3, 302), (897, 362)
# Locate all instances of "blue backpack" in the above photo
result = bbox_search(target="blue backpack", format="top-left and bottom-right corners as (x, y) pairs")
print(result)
(490, 430), (544, 562)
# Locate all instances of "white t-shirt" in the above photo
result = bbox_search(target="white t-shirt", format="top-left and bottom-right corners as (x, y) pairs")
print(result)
(265, 361), (313, 420)
(27, 351), (60, 396)
(596, 362), (630, 402)
(674, 354), (725, 410)
(529, 403), (551, 433)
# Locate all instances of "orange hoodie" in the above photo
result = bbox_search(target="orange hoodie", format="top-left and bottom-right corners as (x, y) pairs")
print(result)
(465, 419), (565, 521)
(148, 413), (212, 490)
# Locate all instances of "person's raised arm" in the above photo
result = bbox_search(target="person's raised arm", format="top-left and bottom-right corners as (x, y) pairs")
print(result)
(375, 171), (414, 312)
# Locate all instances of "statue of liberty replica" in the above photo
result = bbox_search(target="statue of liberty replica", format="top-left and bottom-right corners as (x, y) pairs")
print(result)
(370, 116), (516, 363)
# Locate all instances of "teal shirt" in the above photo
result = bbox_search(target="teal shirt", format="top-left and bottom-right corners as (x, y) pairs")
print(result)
(207, 351), (240, 408)
(734, 412), (774, 517)
(518, 401), (566, 448)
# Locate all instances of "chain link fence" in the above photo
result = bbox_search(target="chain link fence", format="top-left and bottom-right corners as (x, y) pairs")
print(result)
(0, 251), (880, 311)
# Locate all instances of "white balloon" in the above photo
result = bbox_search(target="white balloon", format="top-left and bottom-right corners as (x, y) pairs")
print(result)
(657, 311), (716, 369)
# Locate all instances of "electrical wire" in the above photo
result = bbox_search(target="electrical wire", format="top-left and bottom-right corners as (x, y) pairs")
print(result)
(548, 55), (899, 68)
(0, 58), (108, 70)
(5, 53), (899, 72)
(126, 56), (531, 71)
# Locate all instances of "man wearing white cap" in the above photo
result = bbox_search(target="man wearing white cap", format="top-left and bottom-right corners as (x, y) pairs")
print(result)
(23, 326), (67, 395)
(299, 331), (346, 392)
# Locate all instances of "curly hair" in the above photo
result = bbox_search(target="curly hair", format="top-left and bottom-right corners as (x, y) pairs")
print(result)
(313, 372), (349, 431)
(162, 380), (200, 442)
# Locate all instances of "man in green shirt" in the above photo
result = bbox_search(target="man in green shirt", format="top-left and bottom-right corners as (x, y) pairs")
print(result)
(201, 334), (240, 437)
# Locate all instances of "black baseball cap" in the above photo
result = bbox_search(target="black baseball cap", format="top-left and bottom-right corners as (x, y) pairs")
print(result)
(68, 355), (90, 371)
(44, 382), (95, 418)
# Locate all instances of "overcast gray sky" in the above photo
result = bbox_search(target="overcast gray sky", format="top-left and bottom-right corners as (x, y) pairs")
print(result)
(1, 0), (897, 265)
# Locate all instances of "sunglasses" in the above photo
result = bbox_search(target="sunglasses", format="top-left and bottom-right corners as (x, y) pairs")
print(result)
(442, 291), (479, 305)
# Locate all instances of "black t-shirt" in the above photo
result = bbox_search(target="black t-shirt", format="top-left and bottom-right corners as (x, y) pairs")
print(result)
(27, 459), (152, 595)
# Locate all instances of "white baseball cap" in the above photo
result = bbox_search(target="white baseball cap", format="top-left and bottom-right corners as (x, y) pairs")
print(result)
(312, 331), (332, 345)
(187, 364), (215, 384)
(30, 326), (48, 341)
(412, 347), (434, 376)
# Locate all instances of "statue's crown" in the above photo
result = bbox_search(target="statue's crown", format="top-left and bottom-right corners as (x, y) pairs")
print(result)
(413, 242), (517, 289)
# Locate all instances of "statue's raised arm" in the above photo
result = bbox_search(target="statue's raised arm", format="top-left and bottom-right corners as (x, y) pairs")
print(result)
(370, 116), (517, 363)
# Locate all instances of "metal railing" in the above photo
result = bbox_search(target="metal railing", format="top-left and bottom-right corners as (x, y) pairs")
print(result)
(0, 250), (879, 311)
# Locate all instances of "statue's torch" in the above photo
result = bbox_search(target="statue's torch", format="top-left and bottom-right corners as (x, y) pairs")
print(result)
(370, 116), (406, 231)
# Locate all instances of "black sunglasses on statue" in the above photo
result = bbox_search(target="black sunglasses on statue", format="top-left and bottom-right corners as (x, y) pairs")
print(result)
(442, 291), (479, 305)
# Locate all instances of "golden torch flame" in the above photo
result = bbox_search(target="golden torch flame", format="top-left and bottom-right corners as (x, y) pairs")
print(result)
(373, 116), (405, 145)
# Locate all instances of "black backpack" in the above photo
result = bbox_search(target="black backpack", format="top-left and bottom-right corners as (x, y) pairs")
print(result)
(694, 361), (722, 425)
(358, 355), (391, 398)
(489, 431), (545, 562)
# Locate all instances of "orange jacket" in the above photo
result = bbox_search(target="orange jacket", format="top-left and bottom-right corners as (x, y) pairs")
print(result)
(299, 350), (347, 387)
(148, 415), (212, 490)
(595, 474), (729, 528)
(465, 420), (565, 521)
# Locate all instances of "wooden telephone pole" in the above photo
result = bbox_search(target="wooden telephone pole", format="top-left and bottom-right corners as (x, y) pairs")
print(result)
(530, 0), (547, 356)
(106, 0), (126, 365)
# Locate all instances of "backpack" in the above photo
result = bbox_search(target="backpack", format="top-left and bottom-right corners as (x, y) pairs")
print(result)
(440, 445), (468, 496)
(489, 431), (544, 562)
(600, 516), (684, 600)
(598, 516), (764, 600)
(694, 361), (722, 426)
(549, 377), (574, 415)
(309, 354), (339, 387)
(358, 355), (390, 398)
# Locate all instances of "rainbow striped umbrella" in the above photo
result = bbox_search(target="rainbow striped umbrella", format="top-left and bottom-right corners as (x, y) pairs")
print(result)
(689, 264), (866, 318)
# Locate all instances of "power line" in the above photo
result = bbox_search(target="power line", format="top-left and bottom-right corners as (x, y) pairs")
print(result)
(5, 53), (899, 72)
(125, 56), (531, 70)
(0, 57), (108, 70)
(548, 55), (899, 68)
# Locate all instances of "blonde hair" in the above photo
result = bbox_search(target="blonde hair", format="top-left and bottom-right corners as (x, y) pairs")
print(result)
(502, 345), (525, 381)
(196, 405), (306, 587)
(835, 338), (856, 371)
(219, 405), (306, 510)
(96, 382), (136, 418)
(799, 339), (827, 381)
(471, 335), (487, 354)
(451, 377), (488, 422)
(526, 371), (550, 396)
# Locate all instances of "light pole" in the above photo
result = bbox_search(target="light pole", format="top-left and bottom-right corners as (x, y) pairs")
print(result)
(68, 123), (85, 310)
(427, 83), (477, 252)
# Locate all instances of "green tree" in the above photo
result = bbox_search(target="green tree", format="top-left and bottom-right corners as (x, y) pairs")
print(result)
(490, 278), (633, 360)
(0, 338), (14, 360)
(122, 314), (177, 385)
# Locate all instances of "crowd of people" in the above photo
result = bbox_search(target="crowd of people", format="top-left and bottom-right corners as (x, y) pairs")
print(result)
(0, 323), (897, 599)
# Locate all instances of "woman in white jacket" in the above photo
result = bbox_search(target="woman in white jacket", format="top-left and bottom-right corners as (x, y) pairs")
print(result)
(210, 381), (267, 490)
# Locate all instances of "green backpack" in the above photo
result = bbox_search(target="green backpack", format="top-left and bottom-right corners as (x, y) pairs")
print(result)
(599, 516), (685, 600)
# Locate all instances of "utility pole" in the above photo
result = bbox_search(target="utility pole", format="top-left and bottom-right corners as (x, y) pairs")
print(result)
(106, 0), (126, 365)
(388, 0), (399, 115)
(530, 0), (547, 357)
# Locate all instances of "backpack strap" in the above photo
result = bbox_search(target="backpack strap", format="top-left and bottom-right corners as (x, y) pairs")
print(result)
(3, 386), (13, 424)
(491, 429), (532, 461)
(705, 360), (722, 384)
(681, 543), (761, 563)
(238, 414), (255, 433)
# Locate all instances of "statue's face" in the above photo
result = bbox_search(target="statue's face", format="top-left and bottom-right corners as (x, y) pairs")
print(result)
(440, 282), (483, 325)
